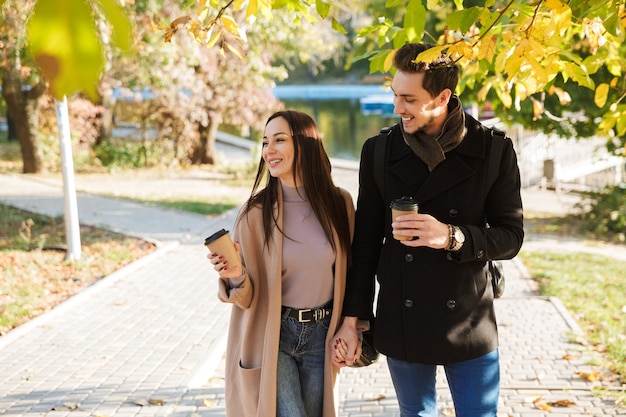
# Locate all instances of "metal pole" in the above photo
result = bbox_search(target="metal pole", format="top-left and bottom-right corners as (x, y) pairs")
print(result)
(55, 95), (82, 261)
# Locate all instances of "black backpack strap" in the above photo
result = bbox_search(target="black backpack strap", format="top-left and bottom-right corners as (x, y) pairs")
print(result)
(373, 126), (393, 201)
(487, 128), (505, 191)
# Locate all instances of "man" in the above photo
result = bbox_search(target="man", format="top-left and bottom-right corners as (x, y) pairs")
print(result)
(331, 43), (524, 416)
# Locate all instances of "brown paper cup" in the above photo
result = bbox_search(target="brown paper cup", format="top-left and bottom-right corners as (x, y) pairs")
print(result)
(204, 229), (241, 270)
(390, 197), (419, 241)
(391, 208), (418, 241)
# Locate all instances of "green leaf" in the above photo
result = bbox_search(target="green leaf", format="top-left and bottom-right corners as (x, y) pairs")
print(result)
(393, 29), (407, 49)
(315, 0), (330, 19)
(447, 7), (482, 33)
(370, 50), (390, 74)
(386, 0), (405, 7)
(28, 0), (104, 100)
(404, 0), (426, 43)
(331, 17), (347, 34)
(93, 0), (133, 52)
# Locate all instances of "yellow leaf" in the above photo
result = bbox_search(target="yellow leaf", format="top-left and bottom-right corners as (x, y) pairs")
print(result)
(617, 110), (626, 135)
(545, 0), (564, 9)
(383, 50), (396, 72)
(504, 54), (523, 80)
(452, 40), (474, 61)
(195, 0), (209, 15)
(414, 45), (446, 65)
(202, 398), (215, 407)
(477, 83), (491, 102)
(535, 402), (552, 411)
(477, 35), (497, 62)
(497, 89), (512, 108)
(224, 41), (244, 59)
(595, 83), (609, 107)
(148, 398), (166, 406)
(220, 15), (239, 35)
(206, 30), (221, 48)
(575, 370), (599, 382)
(246, 0), (258, 19)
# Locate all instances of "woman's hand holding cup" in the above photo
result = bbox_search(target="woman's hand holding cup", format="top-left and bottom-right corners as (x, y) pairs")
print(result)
(205, 229), (243, 278)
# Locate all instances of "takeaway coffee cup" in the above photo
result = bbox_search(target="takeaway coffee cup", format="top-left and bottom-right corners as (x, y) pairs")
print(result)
(390, 196), (419, 241)
(204, 229), (241, 270)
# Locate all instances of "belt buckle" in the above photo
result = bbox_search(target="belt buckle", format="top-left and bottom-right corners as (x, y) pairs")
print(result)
(298, 309), (311, 322)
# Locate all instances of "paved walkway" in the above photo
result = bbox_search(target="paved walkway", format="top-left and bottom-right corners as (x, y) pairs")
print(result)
(1, 162), (625, 416)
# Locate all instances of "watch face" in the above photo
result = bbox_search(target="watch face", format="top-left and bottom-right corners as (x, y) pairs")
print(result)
(455, 228), (465, 243)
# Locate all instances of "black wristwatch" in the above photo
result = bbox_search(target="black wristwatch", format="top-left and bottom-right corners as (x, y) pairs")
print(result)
(447, 224), (465, 252)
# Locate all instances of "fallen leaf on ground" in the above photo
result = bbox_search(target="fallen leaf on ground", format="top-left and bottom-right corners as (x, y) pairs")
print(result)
(576, 370), (600, 382)
(524, 395), (543, 403)
(148, 398), (166, 405)
(365, 394), (386, 401)
(535, 402), (552, 411)
(547, 399), (576, 406)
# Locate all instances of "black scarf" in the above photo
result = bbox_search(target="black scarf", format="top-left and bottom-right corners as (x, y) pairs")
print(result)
(401, 95), (467, 171)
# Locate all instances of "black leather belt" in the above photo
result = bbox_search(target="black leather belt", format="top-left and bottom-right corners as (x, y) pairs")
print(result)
(282, 301), (332, 323)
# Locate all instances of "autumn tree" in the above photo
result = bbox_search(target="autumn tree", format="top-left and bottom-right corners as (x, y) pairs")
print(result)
(105, 0), (345, 166)
(0, 0), (47, 173)
(0, 0), (131, 173)
(158, 0), (625, 151)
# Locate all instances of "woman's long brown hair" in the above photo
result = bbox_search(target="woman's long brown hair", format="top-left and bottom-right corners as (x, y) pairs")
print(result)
(239, 110), (351, 263)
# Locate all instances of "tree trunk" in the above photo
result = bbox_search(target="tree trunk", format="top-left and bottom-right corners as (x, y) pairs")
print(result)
(6, 109), (18, 141)
(191, 118), (220, 165)
(1, 71), (46, 173)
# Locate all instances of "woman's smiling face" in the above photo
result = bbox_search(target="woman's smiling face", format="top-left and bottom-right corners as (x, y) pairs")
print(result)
(262, 116), (300, 187)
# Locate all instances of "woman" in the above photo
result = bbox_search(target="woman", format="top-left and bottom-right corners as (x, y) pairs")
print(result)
(208, 110), (355, 417)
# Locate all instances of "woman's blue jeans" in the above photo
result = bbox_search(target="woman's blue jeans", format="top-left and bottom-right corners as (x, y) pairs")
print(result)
(276, 313), (330, 417)
(387, 349), (500, 417)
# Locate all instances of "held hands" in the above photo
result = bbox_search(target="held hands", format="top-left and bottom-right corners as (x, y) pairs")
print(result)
(330, 317), (361, 367)
(208, 242), (243, 278)
(392, 213), (450, 249)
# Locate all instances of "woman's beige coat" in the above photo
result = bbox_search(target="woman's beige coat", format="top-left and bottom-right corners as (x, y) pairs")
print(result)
(217, 186), (355, 417)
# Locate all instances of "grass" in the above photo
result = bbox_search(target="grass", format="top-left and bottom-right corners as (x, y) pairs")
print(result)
(520, 212), (626, 405)
(0, 204), (157, 335)
(128, 197), (240, 216)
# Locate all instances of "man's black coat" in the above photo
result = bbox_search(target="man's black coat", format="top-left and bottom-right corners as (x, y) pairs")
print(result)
(343, 113), (524, 364)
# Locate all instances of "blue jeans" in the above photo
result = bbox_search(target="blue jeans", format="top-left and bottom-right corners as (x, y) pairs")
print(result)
(387, 349), (500, 417)
(276, 313), (330, 417)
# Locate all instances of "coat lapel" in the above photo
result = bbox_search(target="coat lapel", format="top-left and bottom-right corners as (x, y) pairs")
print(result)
(387, 120), (487, 205)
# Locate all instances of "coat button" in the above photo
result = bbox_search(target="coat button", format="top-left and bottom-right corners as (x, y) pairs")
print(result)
(404, 253), (414, 262)
(404, 299), (414, 308)
(446, 299), (457, 309)
(449, 209), (459, 217)
(476, 250), (485, 259)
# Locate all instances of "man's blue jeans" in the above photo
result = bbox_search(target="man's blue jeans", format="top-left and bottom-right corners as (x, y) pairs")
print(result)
(276, 313), (330, 417)
(387, 349), (500, 417)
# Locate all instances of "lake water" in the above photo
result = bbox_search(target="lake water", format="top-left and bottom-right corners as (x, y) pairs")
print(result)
(275, 85), (398, 161)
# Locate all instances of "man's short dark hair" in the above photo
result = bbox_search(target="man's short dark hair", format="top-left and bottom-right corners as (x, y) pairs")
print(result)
(394, 43), (459, 97)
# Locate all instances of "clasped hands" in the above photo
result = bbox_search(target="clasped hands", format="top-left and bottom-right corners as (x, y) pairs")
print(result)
(392, 212), (450, 249)
(330, 317), (363, 367)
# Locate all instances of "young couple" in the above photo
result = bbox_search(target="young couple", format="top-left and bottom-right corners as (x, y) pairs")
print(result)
(208, 42), (524, 417)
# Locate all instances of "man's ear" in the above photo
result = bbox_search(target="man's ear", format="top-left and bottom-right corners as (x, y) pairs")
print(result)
(437, 88), (452, 107)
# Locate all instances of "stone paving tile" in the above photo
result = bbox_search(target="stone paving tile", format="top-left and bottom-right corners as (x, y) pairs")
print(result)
(1, 171), (625, 417)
